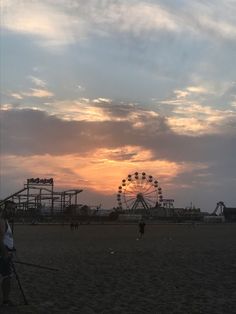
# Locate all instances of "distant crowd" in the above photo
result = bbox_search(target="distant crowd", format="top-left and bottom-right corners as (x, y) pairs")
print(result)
(70, 221), (79, 230)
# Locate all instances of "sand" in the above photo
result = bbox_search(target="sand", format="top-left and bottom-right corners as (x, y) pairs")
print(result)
(1, 223), (236, 314)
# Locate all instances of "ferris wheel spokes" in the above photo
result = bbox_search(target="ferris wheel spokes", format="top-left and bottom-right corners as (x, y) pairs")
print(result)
(143, 190), (158, 197)
(117, 172), (163, 213)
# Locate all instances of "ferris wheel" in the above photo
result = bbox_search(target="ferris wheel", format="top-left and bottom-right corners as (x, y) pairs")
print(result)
(117, 172), (163, 213)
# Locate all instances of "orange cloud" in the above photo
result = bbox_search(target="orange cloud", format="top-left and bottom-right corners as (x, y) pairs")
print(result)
(1, 147), (208, 200)
(23, 88), (54, 98)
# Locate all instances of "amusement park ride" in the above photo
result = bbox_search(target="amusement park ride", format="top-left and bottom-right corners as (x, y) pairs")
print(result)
(116, 172), (201, 220)
(117, 172), (163, 213)
(0, 178), (82, 217)
(211, 201), (236, 221)
(0, 173), (235, 222)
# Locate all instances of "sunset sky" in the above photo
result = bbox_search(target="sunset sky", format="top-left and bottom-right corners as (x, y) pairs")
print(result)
(1, 0), (236, 211)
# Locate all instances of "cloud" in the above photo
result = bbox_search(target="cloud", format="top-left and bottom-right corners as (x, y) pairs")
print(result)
(0, 104), (14, 110)
(2, 0), (236, 51)
(167, 84), (216, 104)
(1, 108), (236, 165)
(9, 88), (54, 100)
(19, 98), (159, 123)
(0, 148), (200, 197)
(95, 1), (179, 34)
(159, 83), (236, 135)
(1, 1), (80, 48)
(186, 86), (209, 94)
(28, 76), (47, 88)
(93, 98), (111, 104)
(22, 88), (54, 98)
(6, 74), (54, 101)
(77, 84), (85, 92)
(2, 1), (178, 49)
(169, 103), (236, 134)
(189, 1), (236, 40)
(46, 99), (112, 121)
(10, 93), (23, 100)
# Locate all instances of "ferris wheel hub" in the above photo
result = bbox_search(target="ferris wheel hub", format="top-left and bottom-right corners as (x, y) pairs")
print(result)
(137, 193), (143, 199)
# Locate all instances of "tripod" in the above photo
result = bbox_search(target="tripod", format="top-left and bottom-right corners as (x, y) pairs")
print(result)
(11, 260), (28, 305)
(0, 202), (29, 306)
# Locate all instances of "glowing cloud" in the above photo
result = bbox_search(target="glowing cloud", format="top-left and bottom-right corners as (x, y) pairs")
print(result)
(1, 1), (79, 47)
(1, 147), (206, 199)
(22, 88), (54, 98)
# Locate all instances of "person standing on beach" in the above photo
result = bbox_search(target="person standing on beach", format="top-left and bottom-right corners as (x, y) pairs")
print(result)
(0, 201), (16, 306)
(138, 219), (146, 239)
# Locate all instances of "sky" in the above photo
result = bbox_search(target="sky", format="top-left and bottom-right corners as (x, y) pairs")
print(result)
(0, 0), (236, 211)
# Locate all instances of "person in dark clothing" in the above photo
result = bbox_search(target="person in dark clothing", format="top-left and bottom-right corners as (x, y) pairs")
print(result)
(138, 219), (146, 238)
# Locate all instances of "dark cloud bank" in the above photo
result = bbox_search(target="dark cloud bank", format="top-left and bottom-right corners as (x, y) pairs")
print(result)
(1, 108), (236, 166)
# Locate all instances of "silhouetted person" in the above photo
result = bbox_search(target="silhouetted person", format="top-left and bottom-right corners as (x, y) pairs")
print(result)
(0, 201), (16, 306)
(138, 219), (146, 238)
(70, 222), (74, 231)
(70, 221), (79, 230)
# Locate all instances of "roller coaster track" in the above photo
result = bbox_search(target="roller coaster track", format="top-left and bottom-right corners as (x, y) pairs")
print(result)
(0, 187), (27, 207)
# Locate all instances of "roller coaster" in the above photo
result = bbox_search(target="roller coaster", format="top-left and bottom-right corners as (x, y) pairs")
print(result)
(0, 178), (82, 218)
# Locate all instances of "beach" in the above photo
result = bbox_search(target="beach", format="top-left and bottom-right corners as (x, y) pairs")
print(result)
(2, 223), (236, 314)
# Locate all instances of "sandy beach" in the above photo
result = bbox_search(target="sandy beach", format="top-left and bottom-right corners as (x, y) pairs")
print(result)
(1, 223), (236, 314)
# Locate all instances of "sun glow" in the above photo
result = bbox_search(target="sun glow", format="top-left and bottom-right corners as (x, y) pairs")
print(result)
(1, 147), (207, 200)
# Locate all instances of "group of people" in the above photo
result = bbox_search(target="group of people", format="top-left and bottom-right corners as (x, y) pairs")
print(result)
(70, 221), (79, 230)
(0, 201), (16, 306)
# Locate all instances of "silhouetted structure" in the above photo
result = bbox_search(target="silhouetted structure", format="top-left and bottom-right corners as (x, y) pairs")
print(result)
(0, 178), (82, 220)
(117, 172), (163, 214)
(116, 171), (202, 221)
(211, 201), (236, 222)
